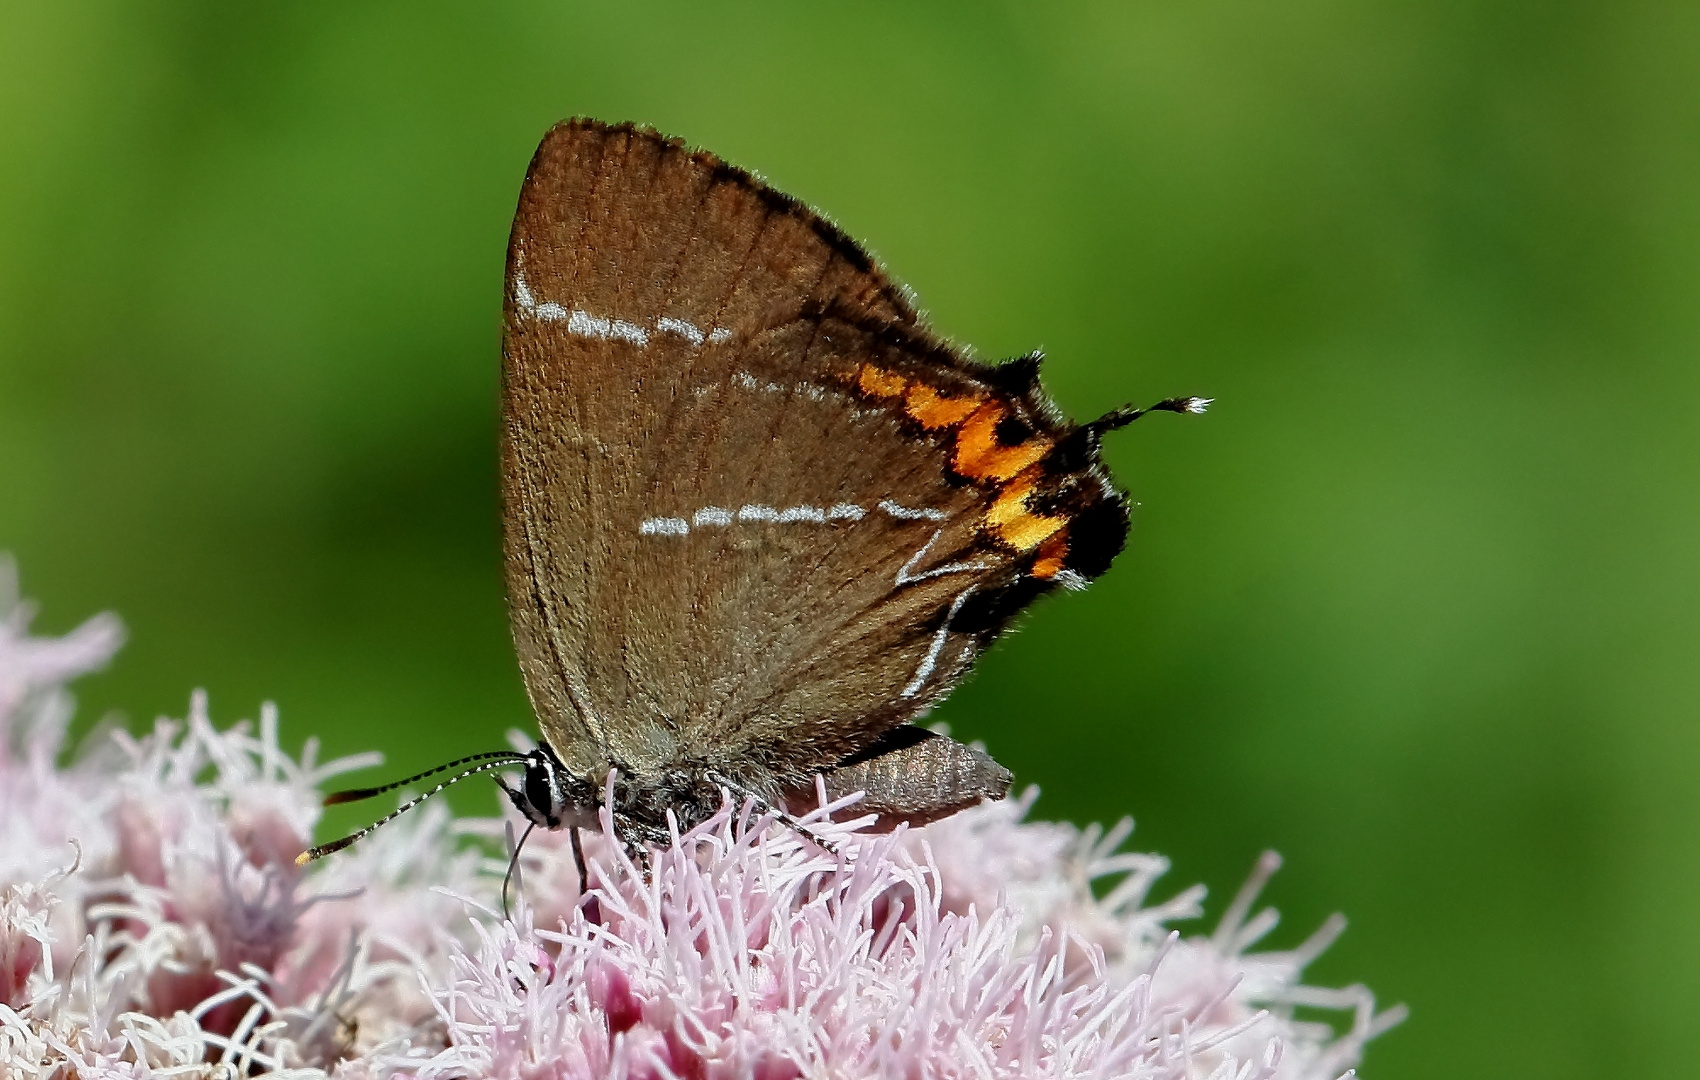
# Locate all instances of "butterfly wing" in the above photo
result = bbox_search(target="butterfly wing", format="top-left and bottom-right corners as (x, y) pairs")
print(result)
(502, 120), (1129, 789)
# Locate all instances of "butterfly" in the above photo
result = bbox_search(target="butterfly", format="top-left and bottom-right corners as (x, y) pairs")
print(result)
(300, 119), (1206, 899)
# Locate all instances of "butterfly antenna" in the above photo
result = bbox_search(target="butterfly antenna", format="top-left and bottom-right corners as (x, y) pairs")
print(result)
(1091, 395), (1213, 433)
(320, 750), (525, 806)
(502, 822), (537, 922)
(297, 755), (526, 865)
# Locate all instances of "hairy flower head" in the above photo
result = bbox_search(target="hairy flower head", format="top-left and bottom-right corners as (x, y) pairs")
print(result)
(0, 559), (1401, 1078)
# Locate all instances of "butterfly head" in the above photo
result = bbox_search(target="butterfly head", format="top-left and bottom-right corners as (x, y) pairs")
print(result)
(497, 742), (600, 830)
(296, 741), (603, 868)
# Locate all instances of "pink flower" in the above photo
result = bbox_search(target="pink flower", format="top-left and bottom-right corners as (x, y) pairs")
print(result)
(0, 559), (1402, 1078)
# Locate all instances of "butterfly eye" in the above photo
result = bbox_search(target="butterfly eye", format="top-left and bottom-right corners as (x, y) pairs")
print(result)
(524, 754), (561, 826)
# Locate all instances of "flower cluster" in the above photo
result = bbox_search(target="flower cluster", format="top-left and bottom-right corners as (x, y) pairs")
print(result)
(0, 559), (1400, 1078)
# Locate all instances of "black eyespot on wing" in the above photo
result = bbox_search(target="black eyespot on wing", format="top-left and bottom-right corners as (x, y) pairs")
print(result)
(1061, 497), (1131, 579)
(994, 414), (1035, 447)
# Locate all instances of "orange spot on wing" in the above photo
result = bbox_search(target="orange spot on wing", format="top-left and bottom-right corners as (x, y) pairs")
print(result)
(986, 468), (1067, 551)
(998, 507), (1067, 552)
(857, 365), (908, 399)
(954, 404), (1054, 483)
(1031, 531), (1070, 578)
(904, 383), (982, 430)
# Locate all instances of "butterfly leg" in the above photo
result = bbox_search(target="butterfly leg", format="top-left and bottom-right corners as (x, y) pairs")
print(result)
(629, 839), (654, 883)
(608, 811), (660, 883)
(569, 824), (587, 897)
(706, 770), (840, 857)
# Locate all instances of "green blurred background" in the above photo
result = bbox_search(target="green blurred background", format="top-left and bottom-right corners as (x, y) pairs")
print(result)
(3, 2), (1696, 1076)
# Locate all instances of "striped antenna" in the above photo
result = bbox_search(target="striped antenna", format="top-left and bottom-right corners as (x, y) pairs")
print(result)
(321, 750), (525, 806)
(297, 755), (526, 865)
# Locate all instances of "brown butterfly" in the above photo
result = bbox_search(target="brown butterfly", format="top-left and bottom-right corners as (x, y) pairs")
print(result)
(301, 119), (1205, 899)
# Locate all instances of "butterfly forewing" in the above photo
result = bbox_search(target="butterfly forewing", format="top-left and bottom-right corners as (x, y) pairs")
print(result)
(501, 120), (1128, 791)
